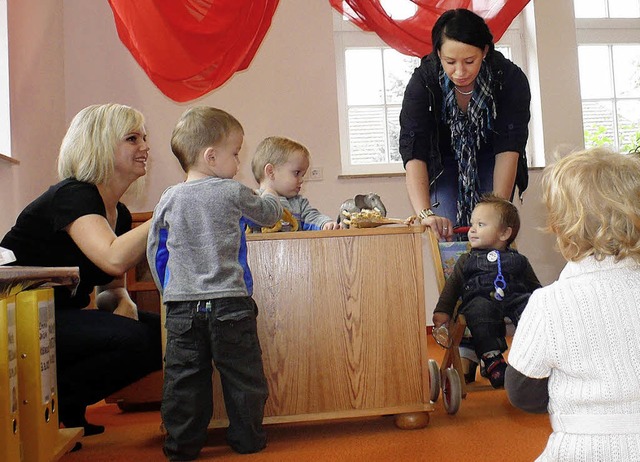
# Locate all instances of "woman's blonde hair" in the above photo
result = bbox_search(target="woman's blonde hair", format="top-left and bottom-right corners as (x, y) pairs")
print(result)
(251, 136), (310, 183)
(542, 146), (640, 263)
(57, 103), (145, 184)
(170, 107), (243, 173)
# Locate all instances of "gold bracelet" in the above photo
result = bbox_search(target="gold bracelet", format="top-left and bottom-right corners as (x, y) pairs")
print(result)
(418, 209), (435, 220)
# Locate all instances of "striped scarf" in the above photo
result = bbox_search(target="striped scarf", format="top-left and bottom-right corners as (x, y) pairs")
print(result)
(440, 61), (496, 227)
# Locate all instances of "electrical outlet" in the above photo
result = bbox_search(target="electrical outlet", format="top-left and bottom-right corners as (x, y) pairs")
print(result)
(308, 167), (323, 181)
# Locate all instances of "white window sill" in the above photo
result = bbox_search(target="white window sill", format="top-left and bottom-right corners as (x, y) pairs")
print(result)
(0, 152), (18, 165)
(338, 166), (544, 181)
(338, 172), (405, 180)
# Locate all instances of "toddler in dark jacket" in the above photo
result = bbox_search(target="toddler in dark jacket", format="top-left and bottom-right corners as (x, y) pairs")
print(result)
(433, 194), (541, 388)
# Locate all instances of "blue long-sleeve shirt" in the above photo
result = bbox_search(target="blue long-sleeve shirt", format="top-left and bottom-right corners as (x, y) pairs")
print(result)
(247, 191), (333, 232)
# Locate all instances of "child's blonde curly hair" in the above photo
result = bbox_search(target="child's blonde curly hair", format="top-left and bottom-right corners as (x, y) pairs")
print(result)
(542, 147), (640, 263)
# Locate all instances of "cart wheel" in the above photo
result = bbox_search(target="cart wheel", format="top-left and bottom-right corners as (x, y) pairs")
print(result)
(442, 367), (462, 415)
(428, 359), (440, 402)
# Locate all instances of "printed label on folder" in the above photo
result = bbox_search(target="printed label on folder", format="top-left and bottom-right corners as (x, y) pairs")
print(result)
(48, 297), (56, 396)
(39, 301), (51, 404)
(7, 300), (18, 413)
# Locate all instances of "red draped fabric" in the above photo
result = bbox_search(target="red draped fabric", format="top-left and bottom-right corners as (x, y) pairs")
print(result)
(330, 0), (531, 58)
(107, 0), (280, 102)
(107, 0), (529, 102)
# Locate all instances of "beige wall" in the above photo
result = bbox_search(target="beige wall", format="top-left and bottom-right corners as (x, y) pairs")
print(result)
(1, 0), (65, 230)
(2, 0), (576, 294)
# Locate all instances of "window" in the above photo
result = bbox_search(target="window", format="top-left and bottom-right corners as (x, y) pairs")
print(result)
(334, 4), (528, 175)
(333, 2), (418, 175)
(0, 0), (10, 158)
(340, 47), (419, 174)
(575, 0), (640, 152)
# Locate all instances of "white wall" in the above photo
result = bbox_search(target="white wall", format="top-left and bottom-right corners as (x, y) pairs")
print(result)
(2, 1), (579, 302)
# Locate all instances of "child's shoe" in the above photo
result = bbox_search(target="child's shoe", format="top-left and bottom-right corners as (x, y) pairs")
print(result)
(459, 341), (479, 383)
(479, 360), (488, 379)
(463, 360), (478, 384)
(482, 353), (507, 389)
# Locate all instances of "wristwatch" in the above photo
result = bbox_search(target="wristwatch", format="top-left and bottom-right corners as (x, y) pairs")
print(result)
(418, 208), (435, 220)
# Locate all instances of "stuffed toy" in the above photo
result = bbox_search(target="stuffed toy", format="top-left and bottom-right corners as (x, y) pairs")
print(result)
(337, 193), (415, 228)
(341, 209), (415, 228)
(337, 193), (387, 226)
(248, 208), (299, 233)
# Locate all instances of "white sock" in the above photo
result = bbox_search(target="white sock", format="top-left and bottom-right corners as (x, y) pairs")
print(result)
(482, 350), (501, 360)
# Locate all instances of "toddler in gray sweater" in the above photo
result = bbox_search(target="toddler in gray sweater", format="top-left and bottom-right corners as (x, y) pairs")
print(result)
(147, 107), (281, 461)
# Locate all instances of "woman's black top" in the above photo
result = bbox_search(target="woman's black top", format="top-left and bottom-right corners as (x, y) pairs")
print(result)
(1, 179), (132, 309)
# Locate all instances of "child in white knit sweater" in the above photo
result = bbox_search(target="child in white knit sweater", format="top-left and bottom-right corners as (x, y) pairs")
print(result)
(505, 147), (640, 461)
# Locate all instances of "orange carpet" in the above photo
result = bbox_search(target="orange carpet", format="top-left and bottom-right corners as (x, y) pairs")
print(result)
(59, 337), (551, 462)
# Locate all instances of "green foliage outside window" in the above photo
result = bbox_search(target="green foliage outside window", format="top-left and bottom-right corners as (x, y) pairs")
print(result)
(584, 125), (640, 154)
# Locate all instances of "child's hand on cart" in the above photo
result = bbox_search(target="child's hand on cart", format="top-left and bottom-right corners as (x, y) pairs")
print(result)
(432, 312), (452, 348)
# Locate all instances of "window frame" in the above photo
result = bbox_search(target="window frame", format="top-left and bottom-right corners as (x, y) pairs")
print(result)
(0, 0), (11, 160)
(333, 11), (530, 176)
(333, 15), (411, 175)
(575, 16), (640, 151)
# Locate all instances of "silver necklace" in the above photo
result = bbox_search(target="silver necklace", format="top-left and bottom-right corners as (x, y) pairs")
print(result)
(455, 86), (473, 96)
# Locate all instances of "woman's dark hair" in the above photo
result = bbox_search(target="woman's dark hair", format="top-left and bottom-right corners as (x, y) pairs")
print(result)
(431, 9), (495, 55)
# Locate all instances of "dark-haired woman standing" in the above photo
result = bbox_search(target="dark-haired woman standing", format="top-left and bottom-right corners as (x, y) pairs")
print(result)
(400, 9), (531, 240)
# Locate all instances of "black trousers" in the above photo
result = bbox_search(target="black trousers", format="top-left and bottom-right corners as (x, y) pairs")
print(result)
(459, 294), (530, 358)
(162, 297), (268, 461)
(54, 308), (162, 423)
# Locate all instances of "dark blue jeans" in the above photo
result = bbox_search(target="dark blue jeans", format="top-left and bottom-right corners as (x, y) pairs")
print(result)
(162, 297), (268, 461)
(431, 151), (495, 226)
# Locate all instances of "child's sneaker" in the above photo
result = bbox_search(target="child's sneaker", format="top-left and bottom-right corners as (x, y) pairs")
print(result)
(483, 354), (507, 389)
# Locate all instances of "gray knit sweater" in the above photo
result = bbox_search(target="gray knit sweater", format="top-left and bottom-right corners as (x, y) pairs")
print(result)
(147, 177), (282, 302)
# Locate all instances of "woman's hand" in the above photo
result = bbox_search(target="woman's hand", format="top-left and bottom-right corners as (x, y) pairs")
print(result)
(422, 214), (454, 241)
(96, 279), (139, 320)
(405, 159), (453, 240)
(113, 296), (139, 321)
(95, 288), (120, 312)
